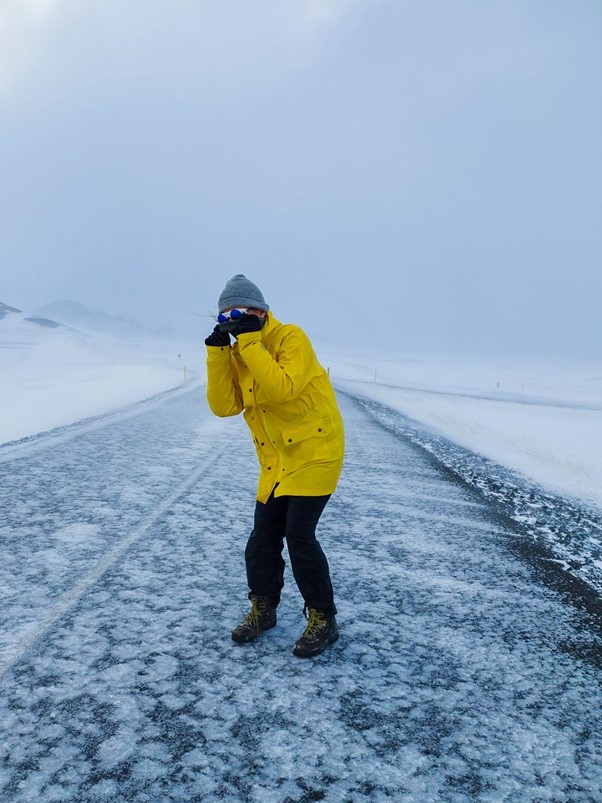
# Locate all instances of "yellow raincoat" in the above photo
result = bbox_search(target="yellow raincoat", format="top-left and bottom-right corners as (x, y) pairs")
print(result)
(206, 312), (344, 503)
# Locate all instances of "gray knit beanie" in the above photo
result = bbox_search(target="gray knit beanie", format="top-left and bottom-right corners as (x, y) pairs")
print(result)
(217, 274), (269, 314)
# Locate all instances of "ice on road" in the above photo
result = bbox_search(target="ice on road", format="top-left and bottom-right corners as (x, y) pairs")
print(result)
(0, 387), (601, 802)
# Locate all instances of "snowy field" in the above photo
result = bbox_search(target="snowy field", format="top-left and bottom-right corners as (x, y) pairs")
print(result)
(316, 343), (602, 511)
(0, 306), (196, 445)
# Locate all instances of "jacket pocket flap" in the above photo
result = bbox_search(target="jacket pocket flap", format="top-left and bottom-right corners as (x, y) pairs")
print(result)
(282, 418), (326, 445)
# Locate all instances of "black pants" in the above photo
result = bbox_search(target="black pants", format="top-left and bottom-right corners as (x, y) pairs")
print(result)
(244, 491), (337, 616)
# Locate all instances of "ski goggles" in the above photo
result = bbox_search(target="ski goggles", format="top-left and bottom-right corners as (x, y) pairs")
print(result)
(217, 307), (249, 324)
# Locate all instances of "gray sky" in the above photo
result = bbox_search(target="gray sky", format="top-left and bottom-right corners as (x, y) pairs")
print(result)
(1, 0), (600, 355)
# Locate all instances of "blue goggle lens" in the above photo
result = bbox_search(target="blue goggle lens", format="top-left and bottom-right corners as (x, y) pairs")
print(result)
(217, 308), (247, 323)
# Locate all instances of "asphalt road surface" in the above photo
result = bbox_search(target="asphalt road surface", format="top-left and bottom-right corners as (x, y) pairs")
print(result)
(0, 386), (600, 802)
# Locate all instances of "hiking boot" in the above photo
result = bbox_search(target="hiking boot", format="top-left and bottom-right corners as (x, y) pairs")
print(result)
(231, 595), (277, 644)
(293, 607), (339, 658)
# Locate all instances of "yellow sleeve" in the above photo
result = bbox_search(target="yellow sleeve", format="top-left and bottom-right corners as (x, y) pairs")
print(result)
(236, 326), (320, 404)
(206, 346), (244, 416)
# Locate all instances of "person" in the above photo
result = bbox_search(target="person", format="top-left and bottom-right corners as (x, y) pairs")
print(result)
(204, 274), (345, 658)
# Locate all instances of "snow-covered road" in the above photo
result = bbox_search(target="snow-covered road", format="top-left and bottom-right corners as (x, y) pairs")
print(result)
(1, 388), (601, 802)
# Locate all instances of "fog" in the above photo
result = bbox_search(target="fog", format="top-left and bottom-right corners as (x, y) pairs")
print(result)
(1, 0), (600, 355)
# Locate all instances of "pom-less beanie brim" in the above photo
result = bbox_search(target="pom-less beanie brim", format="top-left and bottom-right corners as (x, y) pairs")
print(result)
(217, 274), (269, 313)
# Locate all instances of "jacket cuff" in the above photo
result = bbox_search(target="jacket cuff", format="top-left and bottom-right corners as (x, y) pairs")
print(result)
(236, 332), (262, 348)
(206, 345), (231, 358)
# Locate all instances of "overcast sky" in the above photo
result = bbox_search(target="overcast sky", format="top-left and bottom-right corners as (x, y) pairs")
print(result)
(1, 0), (600, 355)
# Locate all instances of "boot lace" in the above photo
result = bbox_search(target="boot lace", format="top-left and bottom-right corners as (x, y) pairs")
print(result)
(302, 607), (327, 639)
(242, 597), (267, 631)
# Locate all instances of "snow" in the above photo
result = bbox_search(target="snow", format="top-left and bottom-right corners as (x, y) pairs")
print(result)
(337, 379), (602, 509)
(314, 345), (602, 510)
(0, 305), (601, 797)
(3, 307), (600, 514)
(0, 389), (600, 801)
(0, 308), (199, 444)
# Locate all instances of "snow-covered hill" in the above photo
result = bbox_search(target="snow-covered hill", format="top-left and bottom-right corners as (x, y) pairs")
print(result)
(34, 300), (179, 341)
(0, 301), (198, 445)
(0, 301), (68, 334)
(323, 348), (602, 511)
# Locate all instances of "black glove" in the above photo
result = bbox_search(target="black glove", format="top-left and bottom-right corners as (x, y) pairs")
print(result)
(229, 313), (263, 339)
(205, 325), (231, 347)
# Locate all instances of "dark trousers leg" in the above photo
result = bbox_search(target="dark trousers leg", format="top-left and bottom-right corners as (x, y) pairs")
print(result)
(245, 493), (288, 608)
(245, 492), (336, 615)
(285, 495), (337, 616)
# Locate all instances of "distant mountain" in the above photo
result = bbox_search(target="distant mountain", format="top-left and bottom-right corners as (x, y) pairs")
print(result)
(0, 302), (22, 319)
(34, 301), (174, 340)
(0, 301), (65, 330)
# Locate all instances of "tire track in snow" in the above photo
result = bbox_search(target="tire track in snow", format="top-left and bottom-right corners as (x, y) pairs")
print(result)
(0, 385), (241, 678)
(0, 380), (203, 462)
(342, 389), (602, 620)
(0, 392), (601, 801)
(0, 450), (224, 680)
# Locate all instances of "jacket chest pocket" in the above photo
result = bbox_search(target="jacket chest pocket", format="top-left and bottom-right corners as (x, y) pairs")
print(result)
(281, 418), (331, 468)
